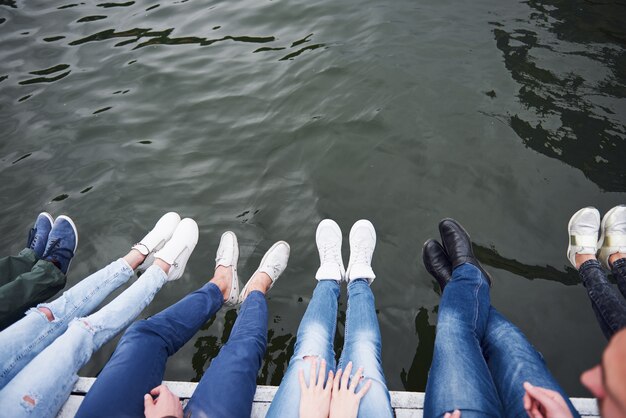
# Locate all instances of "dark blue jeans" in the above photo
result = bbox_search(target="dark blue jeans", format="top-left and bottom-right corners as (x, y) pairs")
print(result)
(424, 263), (580, 418)
(579, 258), (626, 339)
(75, 283), (268, 418)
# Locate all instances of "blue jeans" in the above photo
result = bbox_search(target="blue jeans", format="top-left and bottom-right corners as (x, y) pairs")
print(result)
(424, 263), (580, 418)
(578, 258), (626, 339)
(267, 279), (394, 418)
(0, 265), (168, 418)
(0, 258), (134, 390)
(76, 285), (268, 418)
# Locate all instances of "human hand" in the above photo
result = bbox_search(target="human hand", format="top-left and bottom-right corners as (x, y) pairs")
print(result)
(144, 384), (183, 418)
(444, 410), (461, 418)
(523, 382), (574, 418)
(299, 357), (333, 418)
(329, 362), (372, 418)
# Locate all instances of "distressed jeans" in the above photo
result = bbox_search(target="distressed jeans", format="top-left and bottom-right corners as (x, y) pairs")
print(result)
(266, 279), (394, 418)
(0, 265), (167, 418)
(0, 258), (134, 390)
(424, 263), (580, 418)
(578, 258), (626, 339)
(76, 285), (268, 418)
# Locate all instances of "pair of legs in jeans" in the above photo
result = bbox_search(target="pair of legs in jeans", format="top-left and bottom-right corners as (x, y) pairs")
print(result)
(0, 213), (198, 418)
(268, 219), (394, 418)
(423, 219), (579, 418)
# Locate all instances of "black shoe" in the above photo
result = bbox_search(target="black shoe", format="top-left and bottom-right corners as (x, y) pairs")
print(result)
(422, 239), (452, 292)
(438, 218), (492, 285)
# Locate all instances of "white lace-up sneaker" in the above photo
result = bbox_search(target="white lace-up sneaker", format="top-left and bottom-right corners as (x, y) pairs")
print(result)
(134, 212), (181, 272)
(345, 220), (376, 284)
(239, 241), (290, 303)
(153, 218), (199, 281)
(599, 205), (626, 270)
(567, 207), (601, 268)
(315, 219), (345, 282)
(216, 231), (240, 307)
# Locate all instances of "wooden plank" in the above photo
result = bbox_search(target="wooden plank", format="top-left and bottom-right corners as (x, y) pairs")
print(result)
(59, 377), (599, 418)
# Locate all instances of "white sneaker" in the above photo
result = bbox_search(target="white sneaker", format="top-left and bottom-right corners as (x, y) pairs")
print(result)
(315, 219), (345, 282)
(567, 207), (601, 268)
(345, 220), (376, 284)
(239, 241), (290, 303)
(599, 205), (626, 270)
(216, 231), (240, 307)
(134, 212), (181, 272)
(154, 218), (199, 281)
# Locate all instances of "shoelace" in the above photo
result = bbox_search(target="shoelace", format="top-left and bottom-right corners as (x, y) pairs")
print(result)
(43, 239), (75, 261)
(321, 242), (341, 265)
(27, 227), (37, 248)
(352, 242), (371, 265)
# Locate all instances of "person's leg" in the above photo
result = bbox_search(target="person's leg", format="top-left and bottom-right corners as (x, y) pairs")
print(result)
(76, 282), (224, 418)
(265, 280), (339, 418)
(337, 279), (394, 418)
(610, 256), (626, 299)
(185, 290), (267, 418)
(0, 256), (134, 390)
(578, 259), (626, 339)
(0, 249), (38, 287)
(483, 307), (581, 418)
(423, 263), (503, 418)
(0, 264), (169, 418)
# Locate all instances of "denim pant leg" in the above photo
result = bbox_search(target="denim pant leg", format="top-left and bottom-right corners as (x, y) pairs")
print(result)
(76, 282), (224, 418)
(611, 258), (626, 299)
(0, 265), (167, 418)
(266, 280), (339, 418)
(337, 279), (393, 418)
(185, 291), (267, 418)
(482, 308), (581, 418)
(424, 263), (501, 418)
(578, 259), (626, 339)
(0, 258), (133, 390)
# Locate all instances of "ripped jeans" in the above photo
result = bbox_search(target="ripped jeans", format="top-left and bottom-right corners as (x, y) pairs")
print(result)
(0, 264), (167, 418)
(0, 258), (134, 390)
(266, 279), (394, 418)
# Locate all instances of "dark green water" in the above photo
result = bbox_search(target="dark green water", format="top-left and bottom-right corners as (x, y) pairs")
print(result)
(1, 0), (625, 397)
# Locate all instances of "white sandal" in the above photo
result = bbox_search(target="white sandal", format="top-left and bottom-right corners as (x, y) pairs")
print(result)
(599, 205), (626, 270)
(215, 231), (240, 307)
(567, 207), (601, 268)
(239, 241), (290, 303)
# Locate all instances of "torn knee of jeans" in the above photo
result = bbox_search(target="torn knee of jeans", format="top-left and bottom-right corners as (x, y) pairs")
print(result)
(80, 319), (95, 331)
(20, 393), (38, 411)
(37, 307), (54, 322)
(301, 354), (323, 363)
(31, 304), (57, 322)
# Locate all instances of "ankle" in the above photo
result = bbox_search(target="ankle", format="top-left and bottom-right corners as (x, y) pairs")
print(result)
(575, 253), (596, 270)
(123, 249), (147, 270)
(609, 252), (626, 267)
(210, 275), (230, 299)
(154, 258), (171, 274)
(243, 272), (272, 299)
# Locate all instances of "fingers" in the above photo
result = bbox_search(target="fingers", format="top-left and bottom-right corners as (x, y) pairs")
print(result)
(333, 368), (343, 392)
(318, 359), (327, 388)
(356, 379), (372, 399)
(341, 362), (353, 389)
(143, 394), (154, 414)
(326, 370), (334, 390)
(150, 385), (163, 396)
(349, 367), (364, 392)
(299, 369), (307, 390)
(523, 382), (556, 410)
(309, 358), (318, 387)
(444, 410), (461, 418)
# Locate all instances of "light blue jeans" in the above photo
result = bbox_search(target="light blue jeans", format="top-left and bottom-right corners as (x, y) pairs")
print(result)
(0, 258), (134, 390)
(266, 279), (394, 418)
(0, 264), (167, 418)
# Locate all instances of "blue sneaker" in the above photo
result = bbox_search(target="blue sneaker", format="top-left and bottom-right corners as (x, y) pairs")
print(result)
(27, 212), (54, 258)
(43, 215), (78, 274)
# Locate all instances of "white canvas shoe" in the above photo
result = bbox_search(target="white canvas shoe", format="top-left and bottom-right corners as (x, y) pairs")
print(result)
(345, 220), (376, 284)
(315, 219), (345, 282)
(134, 212), (181, 272)
(567, 207), (601, 268)
(599, 205), (626, 270)
(154, 218), (199, 281)
(239, 241), (290, 303)
(216, 231), (240, 307)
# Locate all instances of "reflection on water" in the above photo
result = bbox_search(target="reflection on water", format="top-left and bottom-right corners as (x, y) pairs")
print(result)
(401, 307), (436, 392)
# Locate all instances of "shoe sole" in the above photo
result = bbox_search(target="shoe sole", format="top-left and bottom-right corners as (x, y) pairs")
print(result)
(598, 205), (625, 268)
(316, 219), (345, 274)
(56, 215), (78, 274)
(219, 231), (240, 307)
(567, 207), (600, 265)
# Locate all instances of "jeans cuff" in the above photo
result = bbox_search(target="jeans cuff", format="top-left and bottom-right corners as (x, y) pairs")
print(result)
(612, 258), (626, 270)
(579, 258), (603, 272)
